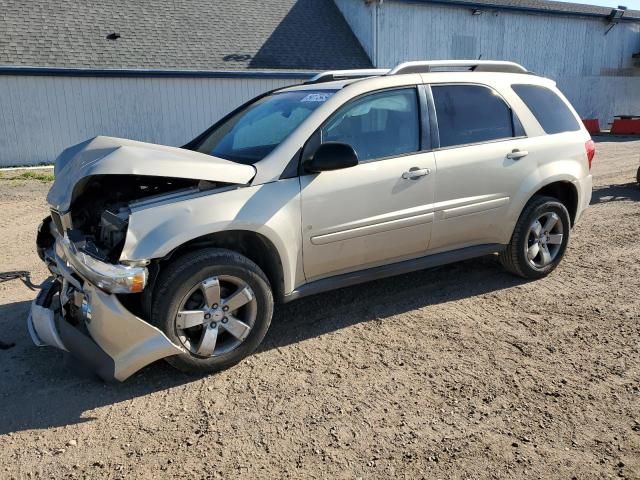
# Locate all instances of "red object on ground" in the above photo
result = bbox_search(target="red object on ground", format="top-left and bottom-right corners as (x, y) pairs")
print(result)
(611, 119), (640, 135)
(585, 139), (595, 170)
(582, 119), (600, 135)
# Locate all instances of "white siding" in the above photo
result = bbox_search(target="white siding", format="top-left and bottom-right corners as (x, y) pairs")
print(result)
(0, 75), (302, 166)
(339, 0), (640, 125)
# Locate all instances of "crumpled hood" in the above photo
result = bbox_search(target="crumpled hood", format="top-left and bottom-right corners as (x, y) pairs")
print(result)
(47, 136), (256, 212)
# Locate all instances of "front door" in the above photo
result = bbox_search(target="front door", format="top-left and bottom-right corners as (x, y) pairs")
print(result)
(300, 87), (436, 282)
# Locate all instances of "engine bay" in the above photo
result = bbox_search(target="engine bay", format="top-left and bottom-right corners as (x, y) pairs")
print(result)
(67, 175), (209, 262)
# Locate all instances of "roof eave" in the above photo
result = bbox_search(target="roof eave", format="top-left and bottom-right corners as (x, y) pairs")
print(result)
(0, 66), (318, 79)
(391, 0), (640, 22)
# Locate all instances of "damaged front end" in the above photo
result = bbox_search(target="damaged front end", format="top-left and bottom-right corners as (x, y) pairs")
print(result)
(62, 174), (210, 273)
(29, 136), (256, 381)
(31, 216), (184, 381)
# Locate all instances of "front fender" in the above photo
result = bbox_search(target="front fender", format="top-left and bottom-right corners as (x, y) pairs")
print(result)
(120, 179), (303, 294)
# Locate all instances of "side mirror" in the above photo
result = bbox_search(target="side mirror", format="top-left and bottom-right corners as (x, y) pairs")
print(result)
(306, 142), (358, 172)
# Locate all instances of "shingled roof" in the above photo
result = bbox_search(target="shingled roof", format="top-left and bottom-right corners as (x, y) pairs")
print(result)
(0, 0), (372, 70)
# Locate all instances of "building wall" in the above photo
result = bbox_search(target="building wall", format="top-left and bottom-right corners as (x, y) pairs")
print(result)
(334, 0), (375, 61)
(336, 0), (640, 125)
(0, 74), (305, 166)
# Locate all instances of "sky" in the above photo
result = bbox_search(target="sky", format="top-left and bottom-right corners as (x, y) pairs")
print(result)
(550, 0), (640, 8)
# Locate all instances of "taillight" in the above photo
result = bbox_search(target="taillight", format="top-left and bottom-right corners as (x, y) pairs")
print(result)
(585, 139), (595, 170)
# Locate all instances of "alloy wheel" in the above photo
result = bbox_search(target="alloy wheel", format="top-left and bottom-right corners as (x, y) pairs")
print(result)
(525, 211), (564, 269)
(175, 275), (257, 358)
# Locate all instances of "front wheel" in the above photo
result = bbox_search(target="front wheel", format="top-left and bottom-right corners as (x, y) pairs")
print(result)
(499, 196), (571, 279)
(151, 248), (273, 374)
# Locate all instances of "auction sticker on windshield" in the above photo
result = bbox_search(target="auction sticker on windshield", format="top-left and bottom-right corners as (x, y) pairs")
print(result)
(301, 92), (334, 103)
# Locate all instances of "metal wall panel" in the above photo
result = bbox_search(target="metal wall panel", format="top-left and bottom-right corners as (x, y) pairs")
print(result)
(334, 0), (374, 61)
(0, 75), (301, 166)
(337, 0), (640, 125)
(557, 75), (640, 122)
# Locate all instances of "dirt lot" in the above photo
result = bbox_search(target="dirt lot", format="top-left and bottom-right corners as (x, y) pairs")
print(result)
(0, 140), (638, 479)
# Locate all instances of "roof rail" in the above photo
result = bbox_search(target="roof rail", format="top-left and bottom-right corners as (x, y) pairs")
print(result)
(305, 61), (528, 85)
(306, 69), (390, 84)
(388, 60), (529, 75)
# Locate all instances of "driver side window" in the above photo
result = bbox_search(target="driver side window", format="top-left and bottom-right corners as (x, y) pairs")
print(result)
(321, 88), (420, 162)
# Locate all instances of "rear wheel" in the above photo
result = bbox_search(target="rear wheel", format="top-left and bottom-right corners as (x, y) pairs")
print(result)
(151, 248), (273, 374)
(499, 196), (571, 279)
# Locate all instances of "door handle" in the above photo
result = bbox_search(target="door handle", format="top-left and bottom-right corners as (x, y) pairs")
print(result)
(401, 167), (431, 180)
(506, 149), (528, 160)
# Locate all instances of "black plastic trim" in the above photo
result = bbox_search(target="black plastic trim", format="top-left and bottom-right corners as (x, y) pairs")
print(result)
(35, 277), (59, 307)
(57, 319), (117, 382)
(423, 84), (440, 149)
(280, 148), (303, 179)
(284, 243), (505, 302)
(417, 84), (431, 150)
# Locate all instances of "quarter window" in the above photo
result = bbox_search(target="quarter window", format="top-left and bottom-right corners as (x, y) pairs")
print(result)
(512, 84), (580, 135)
(432, 85), (519, 148)
(321, 88), (420, 162)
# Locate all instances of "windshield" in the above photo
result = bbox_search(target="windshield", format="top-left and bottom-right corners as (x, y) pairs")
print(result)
(195, 90), (335, 164)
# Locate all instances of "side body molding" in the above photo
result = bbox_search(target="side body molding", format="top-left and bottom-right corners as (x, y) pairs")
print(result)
(311, 208), (435, 246)
(440, 197), (509, 219)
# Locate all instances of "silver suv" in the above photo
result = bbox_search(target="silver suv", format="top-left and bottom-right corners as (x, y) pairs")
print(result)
(30, 60), (594, 381)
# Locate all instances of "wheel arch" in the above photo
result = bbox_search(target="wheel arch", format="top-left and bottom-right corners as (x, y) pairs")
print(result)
(530, 180), (579, 226)
(161, 230), (287, 303)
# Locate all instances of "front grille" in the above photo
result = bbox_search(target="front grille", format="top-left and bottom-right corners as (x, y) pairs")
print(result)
(51, 210), (64, 235)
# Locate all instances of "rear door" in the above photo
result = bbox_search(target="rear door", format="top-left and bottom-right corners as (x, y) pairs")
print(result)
(427, 83), (534, 251)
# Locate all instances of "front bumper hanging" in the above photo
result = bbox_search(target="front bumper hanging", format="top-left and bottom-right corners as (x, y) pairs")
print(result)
(28, 235), (184, 382)
(28, 279), (116, 380)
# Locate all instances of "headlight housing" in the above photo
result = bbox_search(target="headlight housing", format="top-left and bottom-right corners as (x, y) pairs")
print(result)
(58, 236), (148, 294)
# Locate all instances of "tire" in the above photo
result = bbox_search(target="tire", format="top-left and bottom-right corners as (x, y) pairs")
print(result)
(151, 248), (273, 374)
(499, 195), (571, 279)
(636, 165), (640, 185)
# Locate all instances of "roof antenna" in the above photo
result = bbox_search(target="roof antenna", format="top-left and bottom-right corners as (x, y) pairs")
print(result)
(106, 32), (121, 41)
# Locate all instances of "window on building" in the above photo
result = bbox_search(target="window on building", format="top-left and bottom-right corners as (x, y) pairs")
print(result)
(512, 84), (580, 135)
(432, 85), (518, 148)
(321, 88), (420, 162)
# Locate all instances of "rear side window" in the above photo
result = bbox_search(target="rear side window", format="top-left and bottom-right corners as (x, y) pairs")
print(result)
(512, 84), (580, 135)
(432, 85), (518, 148)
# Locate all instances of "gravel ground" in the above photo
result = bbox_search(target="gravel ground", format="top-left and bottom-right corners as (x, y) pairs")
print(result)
(0, 139), (639, 479)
